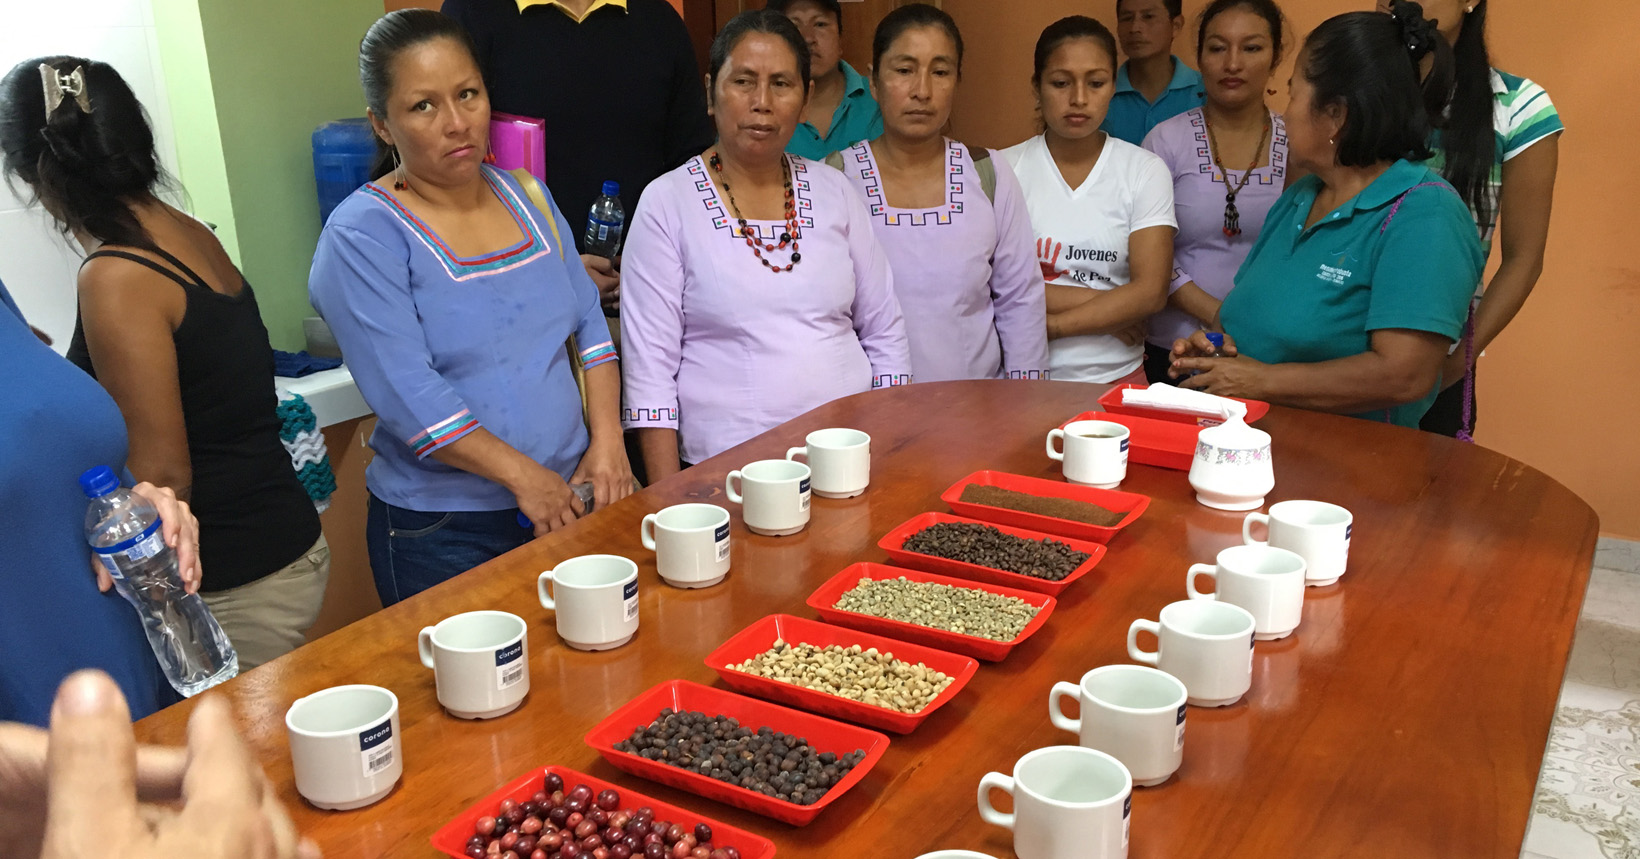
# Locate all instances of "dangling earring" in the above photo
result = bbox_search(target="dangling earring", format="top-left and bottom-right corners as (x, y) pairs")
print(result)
(392, 147), (407, 192)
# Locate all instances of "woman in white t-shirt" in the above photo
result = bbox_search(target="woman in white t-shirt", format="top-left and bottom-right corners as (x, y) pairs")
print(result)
(1003, 15), (1177, 384)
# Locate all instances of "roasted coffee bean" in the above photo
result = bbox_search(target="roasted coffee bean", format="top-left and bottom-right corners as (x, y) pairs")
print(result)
(901, 522), (1088, 581)
(612, 709), (867, 805)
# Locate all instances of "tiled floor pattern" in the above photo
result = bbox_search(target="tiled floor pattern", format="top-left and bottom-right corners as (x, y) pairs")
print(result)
(1521, 538), (1640, 859)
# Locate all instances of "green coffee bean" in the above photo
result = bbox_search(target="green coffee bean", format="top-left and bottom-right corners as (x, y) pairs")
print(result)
(831, 576), (1039, 641)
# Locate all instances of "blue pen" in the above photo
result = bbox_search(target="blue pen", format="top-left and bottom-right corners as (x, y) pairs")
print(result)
(517, 482), (597, 529)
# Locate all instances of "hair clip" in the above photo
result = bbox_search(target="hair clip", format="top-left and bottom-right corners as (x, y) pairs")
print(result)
(39, 64), (92, 117)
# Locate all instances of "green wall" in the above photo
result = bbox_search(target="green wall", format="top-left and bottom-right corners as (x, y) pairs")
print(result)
(162, 0), (382, 351)
(152, 0), (239, 263)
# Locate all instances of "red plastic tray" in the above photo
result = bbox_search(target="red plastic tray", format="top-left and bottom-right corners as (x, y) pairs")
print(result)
(430, 764), (777, 859)
(584, 680), (890, 826)
(877, 512), (1106, 596)
(942, 470), (1150, 544)
(1061, 411), (1199, 471)
(705, 614), (979, 734)
(1097, 383), (1270, 426)
(806, 562), (1057, 662)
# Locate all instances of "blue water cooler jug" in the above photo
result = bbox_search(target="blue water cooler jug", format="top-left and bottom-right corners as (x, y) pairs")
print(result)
(312, 118), (377, 225)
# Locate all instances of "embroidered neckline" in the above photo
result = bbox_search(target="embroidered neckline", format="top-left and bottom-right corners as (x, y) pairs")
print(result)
(848, 139), (967, 227)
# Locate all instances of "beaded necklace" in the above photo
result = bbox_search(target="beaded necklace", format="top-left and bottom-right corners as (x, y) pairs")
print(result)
(1203, 110), (1272, 238)
(709, 152), (803, 273)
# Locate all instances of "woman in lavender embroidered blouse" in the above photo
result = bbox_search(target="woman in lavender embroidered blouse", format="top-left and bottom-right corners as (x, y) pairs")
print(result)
(309, 11), (633, 606)
(1140, 0), (1290, 383)
(621, 10), (912, 479)
(835, 5), (1047, 382)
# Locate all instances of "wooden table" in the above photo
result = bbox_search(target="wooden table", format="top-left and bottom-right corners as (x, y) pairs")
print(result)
(135, 381), (1597, 858)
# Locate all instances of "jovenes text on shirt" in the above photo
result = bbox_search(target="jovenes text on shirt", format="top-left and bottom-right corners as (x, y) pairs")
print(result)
(1037, 237), (1121, 286)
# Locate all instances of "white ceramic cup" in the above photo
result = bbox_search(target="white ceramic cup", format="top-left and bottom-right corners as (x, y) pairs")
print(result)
(1187, 544), (1308, 641)
(1046, 420), (1130, 489)
(914, 853), (1000, 859)
(785, 428), (870, 498)
(640, 503), (731, 588)
(1049, 665), (1188, 787)
(285, 685), (403, 810)
(1127, 600), (1256, 708)
(536, 554), (639, 651)
(978, 745), (1133, 859)
(1243, 500), (1354, 586)
(417, 610), (529, 719)
(725, 459), (811, 536)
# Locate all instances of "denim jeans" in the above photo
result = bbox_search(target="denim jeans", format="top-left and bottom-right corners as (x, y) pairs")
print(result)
(366, 495), (530, 607)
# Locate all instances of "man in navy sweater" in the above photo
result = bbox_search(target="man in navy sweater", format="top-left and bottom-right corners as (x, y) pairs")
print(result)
(443, 0), (714, 315)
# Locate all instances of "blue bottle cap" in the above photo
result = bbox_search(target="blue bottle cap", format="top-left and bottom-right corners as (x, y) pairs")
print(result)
(601, 180), (620, 197)
(1205, 332), (1226, 351)
(517, 511), (532, 530)
(79, 465), (120, 498)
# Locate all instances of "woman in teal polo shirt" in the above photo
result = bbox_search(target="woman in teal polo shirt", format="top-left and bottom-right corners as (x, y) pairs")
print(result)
(1169, 2), (1482, 428)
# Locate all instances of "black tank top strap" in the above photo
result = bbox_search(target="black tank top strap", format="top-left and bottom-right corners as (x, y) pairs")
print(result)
(82, 246), (213, 292)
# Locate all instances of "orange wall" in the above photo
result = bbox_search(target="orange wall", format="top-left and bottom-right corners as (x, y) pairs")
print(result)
(384, 0), (686, 13)
(946, 0), (1640, 539)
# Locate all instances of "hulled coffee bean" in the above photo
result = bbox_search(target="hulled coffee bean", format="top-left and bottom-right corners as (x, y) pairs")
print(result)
(727, 640), (954, 714)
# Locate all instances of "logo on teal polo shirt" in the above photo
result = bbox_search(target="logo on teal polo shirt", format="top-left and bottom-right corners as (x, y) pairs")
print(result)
(1318, 250), (1358, 286)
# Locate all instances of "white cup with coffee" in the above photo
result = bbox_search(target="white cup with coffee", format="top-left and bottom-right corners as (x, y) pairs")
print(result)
(640, 503), (731, 588)
(537, 554), (639, 651)
(1050, 665), (1188, 787)
(1128, 600), (1256, 707)
(285, 684), (402, 810)
(726, 459), (811, 536)
(1187, 544), (1307, 640)
(417, 610), (529, 720)
(1046, 420), (1130, 489)
(978, 745), (1133, 859)
(1243, 500), (1353, 586)
(785, 427), (870, 498)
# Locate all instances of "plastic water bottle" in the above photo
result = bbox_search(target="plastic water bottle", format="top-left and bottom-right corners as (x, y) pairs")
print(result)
(583, 180), (625, 259)
(80, 466), (238, 697)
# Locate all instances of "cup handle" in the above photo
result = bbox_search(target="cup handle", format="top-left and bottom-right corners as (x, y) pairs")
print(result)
(417, 627), (437, 670)
(1128, 618), (1161, 666)
(1243, 512), (1271, 546)
(1045, 428), (1066, 462)
(537, 570), (556, 611)
(1048, 681), (1082, 735)
(640, 514), (658, 552)
(976, 773), (1017, 831)
(725, 471), (743, 505)
(785, 447), (807, 463)
(1186, 564), (1218, 600)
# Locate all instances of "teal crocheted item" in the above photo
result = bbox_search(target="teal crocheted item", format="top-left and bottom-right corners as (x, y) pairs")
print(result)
(276, 392), (335, 510)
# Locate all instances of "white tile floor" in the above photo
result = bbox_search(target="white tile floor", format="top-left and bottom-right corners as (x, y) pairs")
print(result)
(1519, 537), (1640, 859)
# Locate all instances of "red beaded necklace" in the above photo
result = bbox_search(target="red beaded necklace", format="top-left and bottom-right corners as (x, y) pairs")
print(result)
(709, 151), (802, 274)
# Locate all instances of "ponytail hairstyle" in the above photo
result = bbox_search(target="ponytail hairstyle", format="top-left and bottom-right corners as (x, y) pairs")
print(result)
(1195, 0), (1289, 67)
(1032, 15), (1118, 87)
(1438, 0), (1495, 227)
(358, 9), (483, 178)
(1298, 2), (1454, 167)
(0, 57), (168, 250)
(872, 3), (965, 78)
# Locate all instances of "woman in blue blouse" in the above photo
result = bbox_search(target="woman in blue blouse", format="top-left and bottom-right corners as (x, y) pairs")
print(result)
(311, 9), (634, 606)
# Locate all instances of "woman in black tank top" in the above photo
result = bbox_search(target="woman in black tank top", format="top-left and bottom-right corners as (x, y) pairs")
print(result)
(1, 56), (328, 670)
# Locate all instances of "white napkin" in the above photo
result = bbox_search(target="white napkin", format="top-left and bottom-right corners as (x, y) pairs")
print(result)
(1120, 383), (1248, 420)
